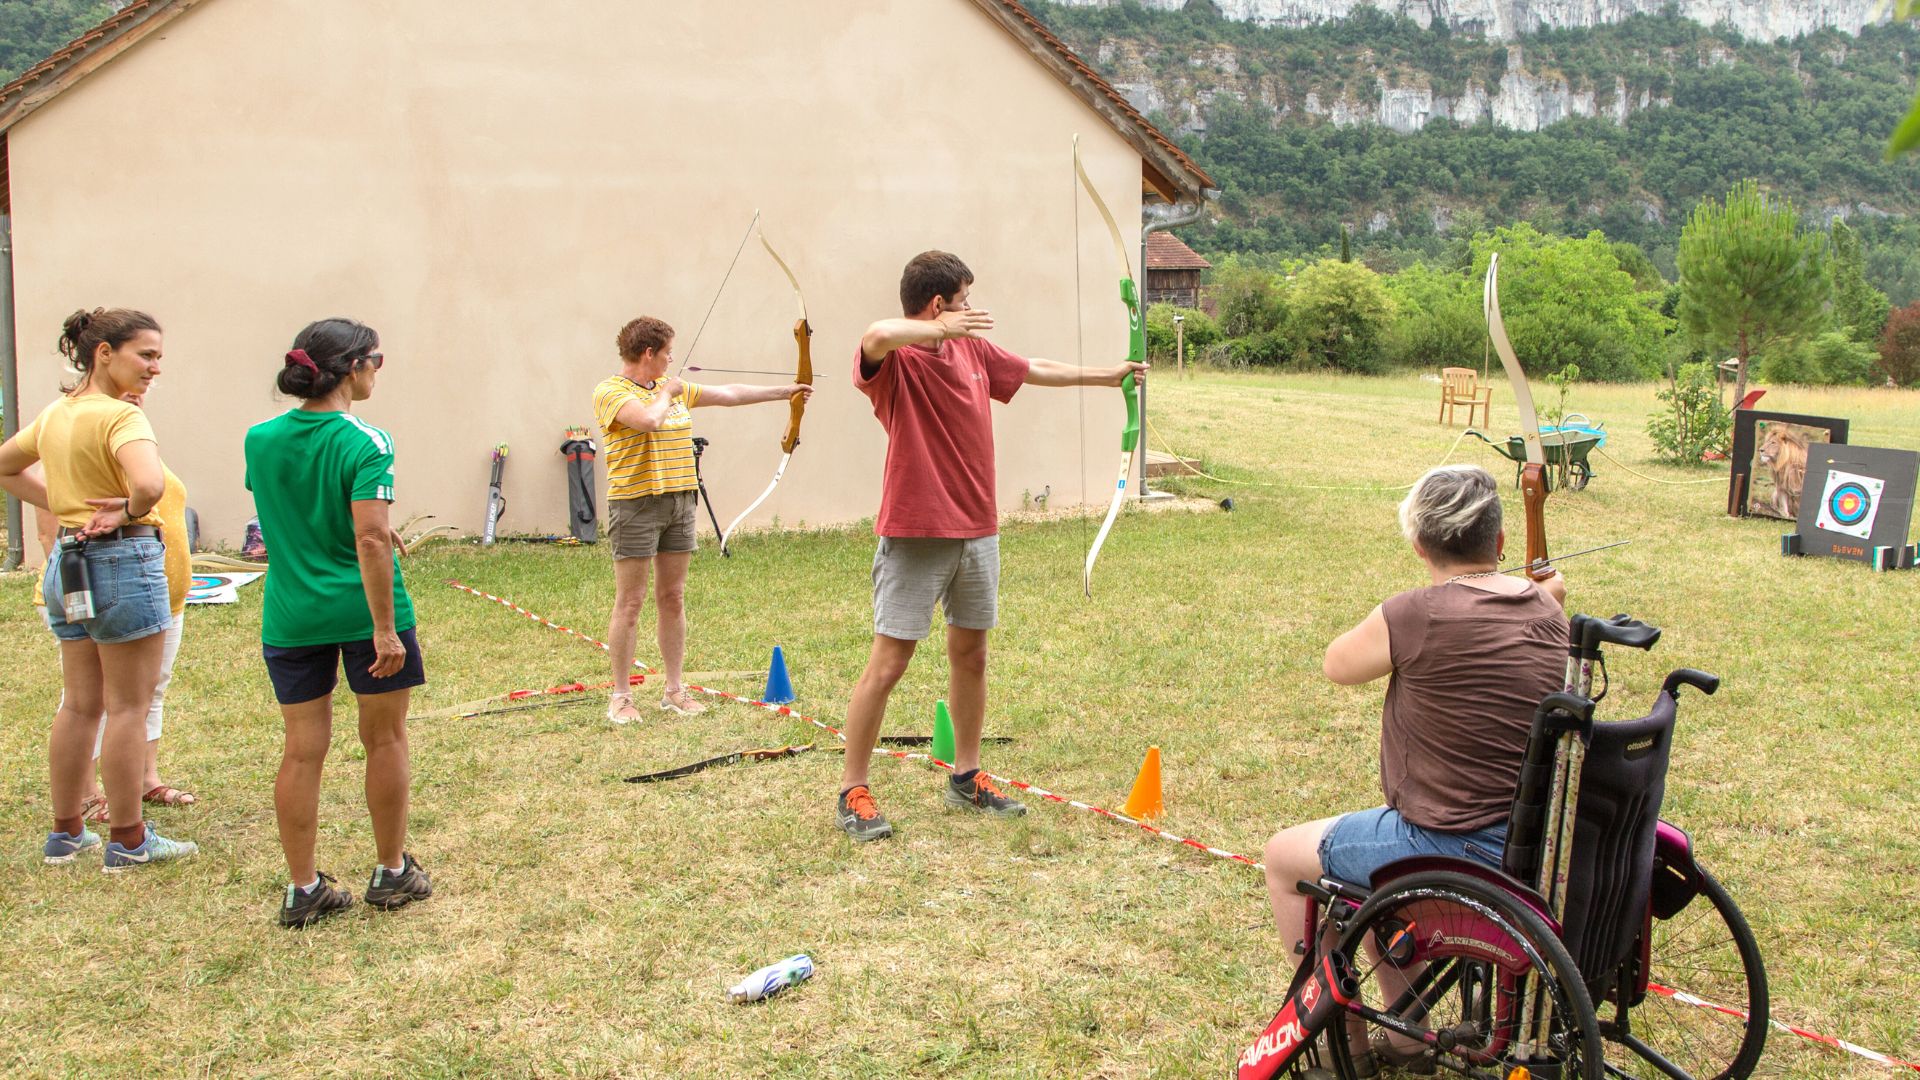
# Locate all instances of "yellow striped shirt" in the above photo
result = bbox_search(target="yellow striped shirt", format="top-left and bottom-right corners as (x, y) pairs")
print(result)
(592, 375), (705, 500)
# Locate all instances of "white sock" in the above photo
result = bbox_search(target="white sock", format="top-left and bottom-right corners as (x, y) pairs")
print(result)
(298, 877), (322, 893)
(384, 859), (407, 876)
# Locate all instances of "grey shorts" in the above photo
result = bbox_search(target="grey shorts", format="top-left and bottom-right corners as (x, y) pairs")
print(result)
(608, 492), (696, 559)
(872, 536), (999, 641)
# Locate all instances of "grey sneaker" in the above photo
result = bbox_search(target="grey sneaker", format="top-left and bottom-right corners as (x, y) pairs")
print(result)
(279, 871), (355, 929)
(43, 828), (102, 865)
(101, 824), (199, 873)
(943, 771), (1027, 817)
(835, 785), (894, 842)
(364, 853), (432, 910)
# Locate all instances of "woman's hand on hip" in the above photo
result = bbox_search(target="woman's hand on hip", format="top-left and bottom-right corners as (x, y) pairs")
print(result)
(368, 629), (407, 678)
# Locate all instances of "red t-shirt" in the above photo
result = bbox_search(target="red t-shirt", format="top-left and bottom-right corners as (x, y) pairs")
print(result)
(854, 337), (1030, 538)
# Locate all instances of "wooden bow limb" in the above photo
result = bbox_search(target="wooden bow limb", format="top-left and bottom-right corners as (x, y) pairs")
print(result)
(625, 744), (818, 784)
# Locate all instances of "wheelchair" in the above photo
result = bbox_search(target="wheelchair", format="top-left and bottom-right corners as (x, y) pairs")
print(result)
(1242, 614), (1769, 1080)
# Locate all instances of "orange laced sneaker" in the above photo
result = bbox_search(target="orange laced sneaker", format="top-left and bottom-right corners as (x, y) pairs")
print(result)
(834, 784), (893, 842)
(943, 770), (1028, 817)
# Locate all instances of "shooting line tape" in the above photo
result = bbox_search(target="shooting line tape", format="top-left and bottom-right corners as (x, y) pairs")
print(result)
(445, 577), (1916, 1073)
(446, 579), (1261, 869)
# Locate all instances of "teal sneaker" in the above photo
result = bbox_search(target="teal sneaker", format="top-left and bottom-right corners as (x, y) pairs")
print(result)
(280, 872), (355, 928)
(364, 853), (432, 910)
(44, 828), (102, 865)
(102, 824), (199, 873)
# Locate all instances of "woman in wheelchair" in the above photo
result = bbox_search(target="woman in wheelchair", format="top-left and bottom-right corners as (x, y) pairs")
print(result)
(1262, 465), (1567, 1057)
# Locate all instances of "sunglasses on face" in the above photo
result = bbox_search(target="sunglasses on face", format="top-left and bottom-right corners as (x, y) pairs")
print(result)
(358, 352), (385, 370)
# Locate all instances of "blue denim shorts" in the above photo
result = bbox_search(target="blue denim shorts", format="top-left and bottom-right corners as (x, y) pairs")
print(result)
(42, 536), (171, 645)
(1319, 805), (1508, 885)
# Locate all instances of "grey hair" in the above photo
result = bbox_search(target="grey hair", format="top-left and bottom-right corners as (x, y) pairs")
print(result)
(1398, 464), (1502, 563)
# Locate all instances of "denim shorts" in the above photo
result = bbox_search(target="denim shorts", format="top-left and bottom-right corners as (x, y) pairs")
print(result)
(42, 536), (171, 645)
(1319, 805), (1508, 885)
(872, 535), (999, 640)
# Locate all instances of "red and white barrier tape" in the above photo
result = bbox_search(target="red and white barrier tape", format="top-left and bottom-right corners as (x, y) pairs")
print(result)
(445, 580), (1262, 868)
(1646, 983), (1920, 1073)
(445, 578), (1919, 1073)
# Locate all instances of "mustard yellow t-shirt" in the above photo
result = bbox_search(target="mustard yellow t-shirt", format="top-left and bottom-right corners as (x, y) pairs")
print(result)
(14, 394), (165, 529)
(592, 375), (705, 500)
(154, 466), (190, 614)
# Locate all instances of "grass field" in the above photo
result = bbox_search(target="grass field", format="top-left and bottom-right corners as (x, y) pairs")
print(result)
(2, 371), (1915, 1078)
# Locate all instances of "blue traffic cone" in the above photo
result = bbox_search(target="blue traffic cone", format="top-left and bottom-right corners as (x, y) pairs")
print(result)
(762, 646), (796, 704)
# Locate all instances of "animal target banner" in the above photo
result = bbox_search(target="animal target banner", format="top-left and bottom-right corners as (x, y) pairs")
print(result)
(186, 572), (263, 605)
(1727, 410), (1848, 520)
(1784, 445), (1919, 570)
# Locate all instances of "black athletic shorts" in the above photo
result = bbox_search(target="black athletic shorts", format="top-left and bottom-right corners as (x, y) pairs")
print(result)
(262, 627), (427, 705)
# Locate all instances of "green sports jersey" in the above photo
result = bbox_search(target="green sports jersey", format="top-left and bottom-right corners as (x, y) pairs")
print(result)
(244, 408), (415, 647)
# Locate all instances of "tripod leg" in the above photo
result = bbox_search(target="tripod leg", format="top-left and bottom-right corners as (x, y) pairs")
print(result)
(698, 480), (729, 558)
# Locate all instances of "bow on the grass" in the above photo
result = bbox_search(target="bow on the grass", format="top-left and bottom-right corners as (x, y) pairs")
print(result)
(1483, 252), (1553, 580)
(624, 744), (816, 784)
(1073, 136), (1145, 598)
(718, 225), (814, 555)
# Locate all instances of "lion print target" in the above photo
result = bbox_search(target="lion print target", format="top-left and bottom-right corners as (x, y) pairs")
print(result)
(1814, 470), (1883, 540)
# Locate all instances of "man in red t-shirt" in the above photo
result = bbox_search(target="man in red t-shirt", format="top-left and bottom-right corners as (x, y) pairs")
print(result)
(835, 251), (1147, 841)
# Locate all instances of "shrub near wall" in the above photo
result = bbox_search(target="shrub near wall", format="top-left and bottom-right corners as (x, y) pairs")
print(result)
(1880, 301), (1920, 386)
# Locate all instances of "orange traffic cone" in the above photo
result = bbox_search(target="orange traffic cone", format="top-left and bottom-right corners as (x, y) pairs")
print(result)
(1122, 746), (1164, 820)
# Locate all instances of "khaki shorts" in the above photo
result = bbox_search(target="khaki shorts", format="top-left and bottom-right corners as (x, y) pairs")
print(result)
(872, 535), (999, 640)
(608, 492), (697, 559)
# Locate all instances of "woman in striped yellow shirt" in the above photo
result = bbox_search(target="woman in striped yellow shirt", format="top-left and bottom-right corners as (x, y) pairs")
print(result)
(592, 316), (811, 723)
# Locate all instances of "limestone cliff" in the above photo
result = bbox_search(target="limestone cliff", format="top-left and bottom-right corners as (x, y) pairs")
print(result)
(1053, 0), (1888, 42)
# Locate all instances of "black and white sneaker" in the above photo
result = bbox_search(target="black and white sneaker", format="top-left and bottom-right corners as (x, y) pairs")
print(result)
(364, 853), (433, 910)
(279, 872), (354, 928)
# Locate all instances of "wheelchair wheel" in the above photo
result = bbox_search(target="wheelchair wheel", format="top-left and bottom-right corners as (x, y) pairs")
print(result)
(1325, 870), (1603, 1080)
(1603, 864), (1769, 1079)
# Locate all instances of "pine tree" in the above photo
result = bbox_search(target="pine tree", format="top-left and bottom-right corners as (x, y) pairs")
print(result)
(1830, 219), (1891, 344)
(1676, 181), (1830, 403)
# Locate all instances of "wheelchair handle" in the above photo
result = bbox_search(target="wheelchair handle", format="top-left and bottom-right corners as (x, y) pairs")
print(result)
(1662, 668), (1720, 698)
(1534, 691), (1597, 735)
(1571, 613), (1662, 657)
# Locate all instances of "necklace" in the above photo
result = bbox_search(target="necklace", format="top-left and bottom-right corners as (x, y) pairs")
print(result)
(1444, 567), (1502, 584)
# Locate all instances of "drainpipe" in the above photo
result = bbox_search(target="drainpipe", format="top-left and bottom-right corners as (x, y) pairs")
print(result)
(1136, 193), (1215, 499)
(1, 215), (20, 571)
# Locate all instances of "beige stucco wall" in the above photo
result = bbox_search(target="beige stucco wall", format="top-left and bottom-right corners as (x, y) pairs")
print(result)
(7, 0), (1146, 546)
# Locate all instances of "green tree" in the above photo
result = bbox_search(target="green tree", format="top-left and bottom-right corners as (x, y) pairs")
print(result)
(1287, 258), (1396, 373)
(1470, 224), (1672, 381)
(1208, 256), (1287, 338)
(1829, 219), (1891, 345)
(0, 0), (115, 82)
(1646, 360), (1732, 464)
(1381, 263), (1483, 370)
(1676, 181), (1830, 402)
(1144, 303), (1219, 361)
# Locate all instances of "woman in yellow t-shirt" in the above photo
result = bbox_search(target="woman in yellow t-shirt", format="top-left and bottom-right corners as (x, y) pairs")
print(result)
(62, 391), (195, 818)
(0, 308), (198, 870)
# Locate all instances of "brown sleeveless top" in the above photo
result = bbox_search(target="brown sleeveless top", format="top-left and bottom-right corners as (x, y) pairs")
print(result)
(1379, 582), (1568, 831)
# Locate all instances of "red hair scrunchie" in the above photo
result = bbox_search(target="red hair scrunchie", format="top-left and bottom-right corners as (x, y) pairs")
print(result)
(284, 348), (320, 373)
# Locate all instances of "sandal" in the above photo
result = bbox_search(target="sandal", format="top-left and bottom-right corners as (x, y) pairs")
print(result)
(143, 784), (197, 808)
(607, 693), (642, 726)
(1363, 1032), (1436, 1076)
(81, 792), (110, 824)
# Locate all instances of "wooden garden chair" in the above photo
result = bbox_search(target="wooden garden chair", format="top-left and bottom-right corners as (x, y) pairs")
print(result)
(1439, 366), (1492, 426)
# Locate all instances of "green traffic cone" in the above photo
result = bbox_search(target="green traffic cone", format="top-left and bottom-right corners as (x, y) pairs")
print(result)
(932, 699), (955, 765)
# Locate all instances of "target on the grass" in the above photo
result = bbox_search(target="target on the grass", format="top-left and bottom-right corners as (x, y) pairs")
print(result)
(1814, 471), (1882, 539)
(186, 571), (263, 605)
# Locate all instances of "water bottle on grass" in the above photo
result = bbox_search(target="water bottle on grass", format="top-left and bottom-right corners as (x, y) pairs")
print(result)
(726, 954), (814, 1003)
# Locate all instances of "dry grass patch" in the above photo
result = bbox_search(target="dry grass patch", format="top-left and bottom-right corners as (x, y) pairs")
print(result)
(1, 371), (1914, 1077)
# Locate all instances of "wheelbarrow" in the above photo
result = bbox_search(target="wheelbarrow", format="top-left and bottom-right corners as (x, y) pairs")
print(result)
(1468, 414), (1606, 491)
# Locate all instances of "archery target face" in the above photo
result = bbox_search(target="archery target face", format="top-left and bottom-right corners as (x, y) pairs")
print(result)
(1814, 470), (1883, 539)
(186, 572), (263, 605)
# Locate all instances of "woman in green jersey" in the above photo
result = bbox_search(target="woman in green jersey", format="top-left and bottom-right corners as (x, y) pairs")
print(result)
(244, 318), (431, 928)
